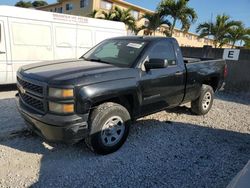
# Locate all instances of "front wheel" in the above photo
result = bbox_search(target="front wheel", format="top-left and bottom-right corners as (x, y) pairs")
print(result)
(191, 84), (214, 115)
(85, 102), (131, 155)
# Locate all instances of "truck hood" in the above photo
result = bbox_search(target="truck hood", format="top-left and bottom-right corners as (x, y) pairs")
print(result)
(19, 59), (133, 85)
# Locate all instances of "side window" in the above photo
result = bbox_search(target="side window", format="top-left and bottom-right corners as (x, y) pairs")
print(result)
(149, 41), (177, 66)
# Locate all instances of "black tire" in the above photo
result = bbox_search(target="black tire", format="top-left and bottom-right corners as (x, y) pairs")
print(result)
(85, 102), (131, 155)
(191, 84), (214, 115)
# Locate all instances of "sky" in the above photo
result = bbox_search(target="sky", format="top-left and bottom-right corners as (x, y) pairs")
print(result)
(1, 0), (250, 34)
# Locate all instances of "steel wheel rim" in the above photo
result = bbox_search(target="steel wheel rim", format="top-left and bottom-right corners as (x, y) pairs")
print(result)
(101, 116), (125, 147)
(202, 92), (212, 110)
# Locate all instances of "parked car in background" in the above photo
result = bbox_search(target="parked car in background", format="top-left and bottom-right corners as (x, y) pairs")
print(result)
(0, 6), (126, 84)
(16, 36), (227, 154)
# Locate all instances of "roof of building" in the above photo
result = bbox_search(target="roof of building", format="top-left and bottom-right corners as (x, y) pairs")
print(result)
(37, 0), (154, 13)
(36, 2), (60, 9)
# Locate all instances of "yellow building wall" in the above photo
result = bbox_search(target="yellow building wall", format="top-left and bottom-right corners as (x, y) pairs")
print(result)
(38, 0), (94, 17)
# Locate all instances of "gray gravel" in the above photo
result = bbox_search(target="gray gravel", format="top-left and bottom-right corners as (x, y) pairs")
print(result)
(0, 91), (249, 188)
(0, 91), (26, 140)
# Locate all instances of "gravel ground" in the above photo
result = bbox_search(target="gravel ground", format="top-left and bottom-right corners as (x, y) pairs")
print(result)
(0, 91), (249, 188)
(0, 91), (26, 139)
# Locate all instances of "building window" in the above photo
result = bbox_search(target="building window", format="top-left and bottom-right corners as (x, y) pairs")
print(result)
(66, 3), (73, 11)
(130, 10), (139, 20)
(100, 0), (113, 10)
(50, 9), (53, 12)
(57, 7), (63, 13)
(80, 0), (89, 8)
(54, 7), (57, 12)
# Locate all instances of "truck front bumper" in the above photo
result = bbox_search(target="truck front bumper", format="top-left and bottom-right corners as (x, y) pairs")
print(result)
(16, 93), (89, 144)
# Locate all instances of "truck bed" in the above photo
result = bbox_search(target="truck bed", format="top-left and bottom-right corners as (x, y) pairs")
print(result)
(183, 57), (226, 103)
(183, 57), (216, 64)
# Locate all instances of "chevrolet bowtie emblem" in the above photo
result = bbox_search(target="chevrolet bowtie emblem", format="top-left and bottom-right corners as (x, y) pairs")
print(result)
(19, 85), (26, 94)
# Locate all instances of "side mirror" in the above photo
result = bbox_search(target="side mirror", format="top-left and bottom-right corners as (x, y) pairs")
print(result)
(144, 59), (168, 70)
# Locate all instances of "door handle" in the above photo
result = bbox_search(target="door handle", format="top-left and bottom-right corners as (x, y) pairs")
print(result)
(175, 71), (183, 75)
(0, 51), (6, 54)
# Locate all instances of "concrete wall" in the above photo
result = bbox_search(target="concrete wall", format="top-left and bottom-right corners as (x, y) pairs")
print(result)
(181, 47), (250, 93)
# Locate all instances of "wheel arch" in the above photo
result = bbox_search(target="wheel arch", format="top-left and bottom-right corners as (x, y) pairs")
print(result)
(202, 75), (220, 92)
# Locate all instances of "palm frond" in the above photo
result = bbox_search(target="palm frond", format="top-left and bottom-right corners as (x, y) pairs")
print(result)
(157, 0), (197, 36)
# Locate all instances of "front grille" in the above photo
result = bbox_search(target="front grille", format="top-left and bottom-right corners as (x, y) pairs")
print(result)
(17, 76), (46, 113)
(20, 93), (45, 112)
(17, 77), (43, 95)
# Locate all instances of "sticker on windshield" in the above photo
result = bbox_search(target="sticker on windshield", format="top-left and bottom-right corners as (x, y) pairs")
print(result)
(127, 43), (143, 49)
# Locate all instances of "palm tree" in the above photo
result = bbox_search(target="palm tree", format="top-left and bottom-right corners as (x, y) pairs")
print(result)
(140, 13), (171, 36)
(112, 6), (136, 31)
(130, 25), (144, 35)
(158, 0), (197, 36)
(244, 39), (250, 49)
(100, 10), (115, 20)
(88, 9), (99, 18)
(227, 24), (250, 48)
(196, 14), (242, 48)
(97, 6), (136, 32)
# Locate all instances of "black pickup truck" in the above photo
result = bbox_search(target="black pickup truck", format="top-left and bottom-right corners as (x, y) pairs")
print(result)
(16, 37), (227, 154)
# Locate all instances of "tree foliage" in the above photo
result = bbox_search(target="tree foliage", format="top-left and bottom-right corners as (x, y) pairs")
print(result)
(88, 10), (99, 18)
(15, 1), (33, 8)
(32, 1), (48, 7)
(140, 13), (171, 36)
(15, 0), (48, 8)
(244, 39), (250, 49)
(196, 14), (242, 48)
(89, 6), (136, 32)
(226, 23), (250, 48)
(158, 0), (197, 36)
(112, 6), (136, 31)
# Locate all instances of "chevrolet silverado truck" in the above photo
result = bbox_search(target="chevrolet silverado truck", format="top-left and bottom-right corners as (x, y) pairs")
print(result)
(16, 37), (227, 154)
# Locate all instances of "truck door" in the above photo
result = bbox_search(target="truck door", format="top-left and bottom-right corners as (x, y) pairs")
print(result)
(0, 20), (8, 83)
(140, 40), (185, 115)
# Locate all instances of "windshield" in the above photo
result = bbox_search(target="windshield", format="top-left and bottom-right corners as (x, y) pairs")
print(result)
(82, 39), (147, 67)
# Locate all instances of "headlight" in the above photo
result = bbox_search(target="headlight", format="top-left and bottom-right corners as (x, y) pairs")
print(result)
(49, 88), (74, 98)
(49, 102), (74, 114)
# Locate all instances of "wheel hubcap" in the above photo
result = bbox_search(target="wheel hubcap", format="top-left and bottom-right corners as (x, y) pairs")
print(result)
(202, 92), (212, 110)
(101, 116), (125, 147)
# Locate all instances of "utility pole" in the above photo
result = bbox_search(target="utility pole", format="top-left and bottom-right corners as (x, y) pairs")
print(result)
(208, 13), (213, 45)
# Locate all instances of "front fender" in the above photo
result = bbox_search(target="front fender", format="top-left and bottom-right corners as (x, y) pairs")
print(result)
(77, 78), (140, 115)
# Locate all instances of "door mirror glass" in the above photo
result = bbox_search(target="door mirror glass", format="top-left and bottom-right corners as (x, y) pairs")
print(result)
(144, 59), (168, 70)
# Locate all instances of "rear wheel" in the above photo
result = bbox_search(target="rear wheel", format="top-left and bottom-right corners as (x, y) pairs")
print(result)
(191, 84), (214, 115)
(85, 102), (131, 155)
